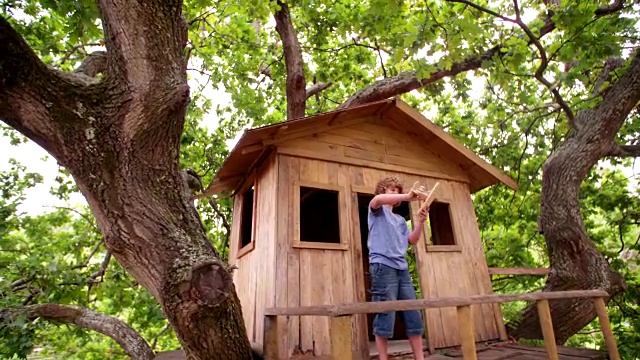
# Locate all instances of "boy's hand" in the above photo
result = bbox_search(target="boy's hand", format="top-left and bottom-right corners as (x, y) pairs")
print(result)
(407, 181), (428, 201)
(417, 206), (429, 223)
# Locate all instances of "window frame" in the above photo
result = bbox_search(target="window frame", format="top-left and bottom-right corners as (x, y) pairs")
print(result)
(293, 180), (349, 251)
(423, 197), (462, 252)
(236, 177), (258, 259)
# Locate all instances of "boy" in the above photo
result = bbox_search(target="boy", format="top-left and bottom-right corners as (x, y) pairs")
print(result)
(368, 176), (429, 360)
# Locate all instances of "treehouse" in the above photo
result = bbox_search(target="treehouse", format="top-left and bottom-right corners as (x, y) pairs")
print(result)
(198, 98), (619, 360)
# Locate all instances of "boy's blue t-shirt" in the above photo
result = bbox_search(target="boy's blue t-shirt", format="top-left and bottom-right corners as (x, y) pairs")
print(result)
(368, 204), (410, 270)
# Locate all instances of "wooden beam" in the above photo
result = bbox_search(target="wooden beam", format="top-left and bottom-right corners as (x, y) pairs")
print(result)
(263, 315), (279, 360)
(263, 289), (608, 317)
(493, 303), (509, 341)
(457, 305), (478, 360)
(330, 316), (352, 360)
(536, 300), (559, 360)
(593, 297), (621, 360)
(488, 268), (551, 276)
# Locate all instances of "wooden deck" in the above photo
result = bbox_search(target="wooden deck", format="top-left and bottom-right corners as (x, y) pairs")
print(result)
(370, 340), (606, 360)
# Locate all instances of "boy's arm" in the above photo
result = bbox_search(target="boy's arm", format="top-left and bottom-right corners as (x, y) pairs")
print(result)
(370, 182), (428, 210)
(370, 193), (411, 210)
(408, 207), (428, 245)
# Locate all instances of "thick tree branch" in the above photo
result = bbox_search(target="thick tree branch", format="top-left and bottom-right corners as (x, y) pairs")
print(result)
(606, 143), (640, 157)
(305, 82), (332, 100)
(339, 46), (502, 108)
(341, 0), (626, 109)
(274, 0), (306, 120)
(73, 51), (108, 77)
(0, 16), (96, 159)
(1, 304), (154, 360)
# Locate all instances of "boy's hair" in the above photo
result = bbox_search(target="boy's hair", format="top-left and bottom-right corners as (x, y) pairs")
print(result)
(374, 176), (404, 195)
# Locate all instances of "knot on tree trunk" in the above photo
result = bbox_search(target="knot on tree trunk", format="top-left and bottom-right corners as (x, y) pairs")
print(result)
(176, 259), (234, 308)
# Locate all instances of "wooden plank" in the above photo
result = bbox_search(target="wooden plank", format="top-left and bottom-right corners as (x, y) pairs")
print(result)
(425, 245), (463, 252)
(277, 146), (470, 184)
(457, 305), (478, 360)
(275, 155), (290, 358)
(593, 297), (620, 360)
(287, 157), (301, 357)
(263, 315), (279, 360)
(408, 202), (435, 354)
(299, 250), (314, 352)
(311, 132), (385, 154)
(503, 344), (606, 358)
(536, 300), (559, 360)
(488, 268), (551, 276)
(330, 316), (353, 360)
(347, 166), (369, 357)
(263, 290), (609, 316)
(314, 250), (332, 356)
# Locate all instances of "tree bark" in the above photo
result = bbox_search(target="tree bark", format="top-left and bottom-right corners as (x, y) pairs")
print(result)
(274, 0), (306, 120)
(2, 304), (154, 360)
(510, 50), (640, 343)
(0, 2), (252, 358)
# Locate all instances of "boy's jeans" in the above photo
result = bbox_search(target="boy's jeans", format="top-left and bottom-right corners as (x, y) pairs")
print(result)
(369, 262), (424, 338)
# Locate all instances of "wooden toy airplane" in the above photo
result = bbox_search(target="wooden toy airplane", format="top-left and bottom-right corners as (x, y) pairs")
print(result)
(409, 180), (440, 213)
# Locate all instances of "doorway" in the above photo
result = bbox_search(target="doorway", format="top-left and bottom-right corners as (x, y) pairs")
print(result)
(356, 193), (412, 341)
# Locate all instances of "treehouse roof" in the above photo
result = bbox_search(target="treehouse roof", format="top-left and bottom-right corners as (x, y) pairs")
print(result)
(202, 97), (518, 197)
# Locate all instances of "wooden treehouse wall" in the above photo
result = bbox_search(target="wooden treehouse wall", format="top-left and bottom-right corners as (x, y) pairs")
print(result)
(228, 155), (278, 346)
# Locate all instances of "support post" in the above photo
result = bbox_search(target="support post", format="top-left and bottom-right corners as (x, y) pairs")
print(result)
(456, 305), (477, 360)
(264, 315), (280, 360)
(536, 299), (559, 360)
(593, 297), (621, 360)
(492, 303), (509, 341)
(330, 315), (353, 360)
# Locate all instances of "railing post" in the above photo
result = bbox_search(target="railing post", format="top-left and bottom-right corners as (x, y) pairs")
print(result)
(456, 305), (477, 360)
(593, 297), (621, 360)
(536, 299), (559, 360)
(330, 315), (353, 360)
(264, 315), (279, 360)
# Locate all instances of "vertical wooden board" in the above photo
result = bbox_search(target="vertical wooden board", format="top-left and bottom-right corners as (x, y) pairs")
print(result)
(287, 156), (301, 357)
(327, 161), (339, 186)
(299, 249), (314, 352)
(299, 158), (320, 182)
(256, 156), (278, 345)
(347, 166), (368, 354)
(362, 167), (378, 189)
(275, 155), (289, 357)
(237, 255), (255, 342)
(432, 252), (460, 346)
(317, 160), (329, 184)
(407, 199), (437, 353)
(312, 250), (332, 355)
(350, 165), (365, 187)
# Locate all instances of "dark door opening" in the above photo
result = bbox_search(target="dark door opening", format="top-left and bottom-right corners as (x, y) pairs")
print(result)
(357, 193), (411, 341)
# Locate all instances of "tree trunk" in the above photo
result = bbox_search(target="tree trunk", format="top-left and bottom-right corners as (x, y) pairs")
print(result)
(510, 52), (640, 342)
(274, 0), (306, 120)
(0, 1), (253, 357)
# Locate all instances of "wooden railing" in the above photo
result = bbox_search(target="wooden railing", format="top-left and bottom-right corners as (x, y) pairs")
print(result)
(263, 290), (620, 360)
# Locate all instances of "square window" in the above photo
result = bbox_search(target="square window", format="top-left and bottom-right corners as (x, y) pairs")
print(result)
(428, 201), (456, 246)
(299, 186), (341, 244)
